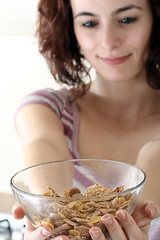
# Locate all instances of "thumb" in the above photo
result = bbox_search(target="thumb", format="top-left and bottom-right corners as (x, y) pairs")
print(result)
(145, 201), (160, 219)
(25, 223), (53, 240)
(12, 202), (25, 219)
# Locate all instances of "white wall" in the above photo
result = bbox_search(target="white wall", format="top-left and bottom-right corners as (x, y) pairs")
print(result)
(0, 0), (60, 196)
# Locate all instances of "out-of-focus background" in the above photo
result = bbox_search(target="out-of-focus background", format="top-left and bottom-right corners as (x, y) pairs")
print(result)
(0, 0), (60, 213)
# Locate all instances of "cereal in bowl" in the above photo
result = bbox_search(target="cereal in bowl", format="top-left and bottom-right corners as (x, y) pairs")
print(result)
(33, 184), (132, 239)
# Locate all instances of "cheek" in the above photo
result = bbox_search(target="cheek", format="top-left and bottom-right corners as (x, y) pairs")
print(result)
(128, 29), (152, 60)
(76, 32), (97, 52)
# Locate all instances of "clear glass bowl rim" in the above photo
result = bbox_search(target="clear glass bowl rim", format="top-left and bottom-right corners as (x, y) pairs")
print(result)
(10, 159), (146, 200)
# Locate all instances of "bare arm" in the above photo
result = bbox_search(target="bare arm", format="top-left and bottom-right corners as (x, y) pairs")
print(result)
(136, 136), (160, 204)
(16, 104), (73, 167)
(15, 103), (74, 194)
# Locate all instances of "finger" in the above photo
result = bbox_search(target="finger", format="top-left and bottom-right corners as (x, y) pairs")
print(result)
(116, 209), (144, 239)
(145, 201), (160, 219)
(101, 214), (127, 239)
(12, 203), (25, 219)
(24, 224), (52, 240)
(50, 236), (70, 240)
(89, 227), (106, 240)
(24, 221), (69, 240)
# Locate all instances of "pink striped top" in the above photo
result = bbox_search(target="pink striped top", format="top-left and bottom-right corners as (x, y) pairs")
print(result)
(17, 88), (160, 239)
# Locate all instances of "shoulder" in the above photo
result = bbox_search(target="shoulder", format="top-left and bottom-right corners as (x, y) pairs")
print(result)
(16, 88), (74, 118)
(15, 88), (74, 143)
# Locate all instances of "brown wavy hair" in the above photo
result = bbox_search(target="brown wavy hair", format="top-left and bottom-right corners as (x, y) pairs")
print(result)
(36, 0), (160, 94)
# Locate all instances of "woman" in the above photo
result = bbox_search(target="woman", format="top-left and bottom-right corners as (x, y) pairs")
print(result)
(13, 0), (160, 239)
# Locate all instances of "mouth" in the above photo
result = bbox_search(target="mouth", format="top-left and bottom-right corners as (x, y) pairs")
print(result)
(98, 54), (132, 65)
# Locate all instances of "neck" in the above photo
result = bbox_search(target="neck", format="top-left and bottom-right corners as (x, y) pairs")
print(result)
(89, 74), (159, 124)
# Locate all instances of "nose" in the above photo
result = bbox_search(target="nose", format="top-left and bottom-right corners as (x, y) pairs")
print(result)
(100, 24), (121, 50)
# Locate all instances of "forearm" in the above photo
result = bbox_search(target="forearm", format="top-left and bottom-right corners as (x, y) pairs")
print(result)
(22, 139), (74, 195)
(136, 140), (160, 204)
(23, 139), (72, 168)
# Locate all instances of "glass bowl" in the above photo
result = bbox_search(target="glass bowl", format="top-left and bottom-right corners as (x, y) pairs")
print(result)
(10, 159), (146, 239)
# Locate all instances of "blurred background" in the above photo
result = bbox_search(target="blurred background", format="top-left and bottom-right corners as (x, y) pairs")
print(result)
(0, 0), (60, 213)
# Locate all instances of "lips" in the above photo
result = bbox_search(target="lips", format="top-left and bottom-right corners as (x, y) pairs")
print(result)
(99, 54), (132, 65)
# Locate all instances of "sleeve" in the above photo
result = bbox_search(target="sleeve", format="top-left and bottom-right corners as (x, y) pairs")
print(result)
(16, 88), (64, 119)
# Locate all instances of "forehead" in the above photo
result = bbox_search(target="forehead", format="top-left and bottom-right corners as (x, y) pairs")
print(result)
(70, 0), (151, 14)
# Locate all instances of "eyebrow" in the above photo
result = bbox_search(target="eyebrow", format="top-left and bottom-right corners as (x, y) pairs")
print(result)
(74, 4), (143, 19)
(74, 12), (98, 19)
(113, 4), (143, 15)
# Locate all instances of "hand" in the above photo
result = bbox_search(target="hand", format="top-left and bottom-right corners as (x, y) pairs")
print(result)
(89, 201), (160, 240)
(12, 203), (53, 240)
(12, 201), (160, 240)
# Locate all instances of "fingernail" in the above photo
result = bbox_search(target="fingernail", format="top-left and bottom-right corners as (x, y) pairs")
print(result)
(90, 229), (101, 238)
(42, 228), (51, 237)
(117, 210), (127, 221)
(101, 216), (113, 226)
(148, 207), (153, 217)
(148, 207), (155, 218)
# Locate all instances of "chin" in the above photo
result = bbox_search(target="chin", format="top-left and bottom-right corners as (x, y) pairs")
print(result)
(101, 73), (129, 83)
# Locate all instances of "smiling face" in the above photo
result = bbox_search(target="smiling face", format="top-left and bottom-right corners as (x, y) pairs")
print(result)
(70, 0), (153, 82)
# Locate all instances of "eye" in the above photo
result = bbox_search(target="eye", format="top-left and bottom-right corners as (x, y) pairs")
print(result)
(120, 17), (136, 24)
(83, 21), (98, 28)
